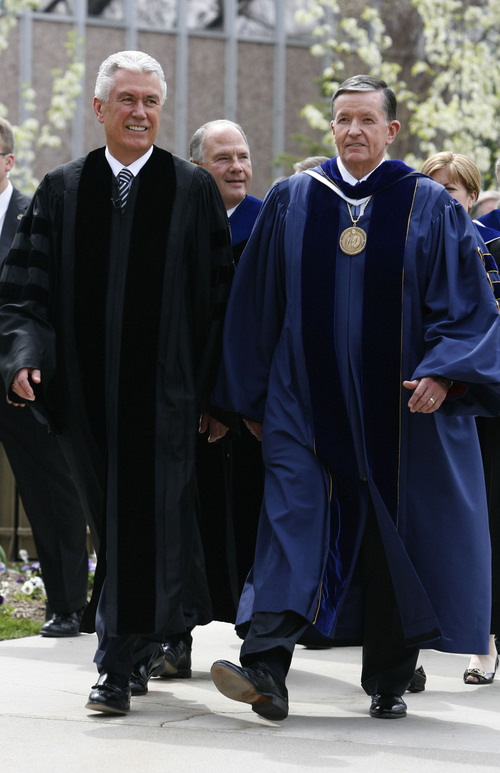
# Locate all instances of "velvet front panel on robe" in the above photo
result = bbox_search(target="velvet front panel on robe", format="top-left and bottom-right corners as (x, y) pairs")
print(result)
(229, 195), (262, 263)
(299, 172), (421, 635)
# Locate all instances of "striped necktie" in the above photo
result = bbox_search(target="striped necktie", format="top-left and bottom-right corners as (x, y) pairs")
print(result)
(117, 168), (134, 209)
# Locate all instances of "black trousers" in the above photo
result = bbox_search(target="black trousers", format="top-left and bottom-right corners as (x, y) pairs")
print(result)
(241, 503), (419, 696)
(94, 579), (160, 679)
(0, 398), (89, 615)
(476, 415), (500, 633)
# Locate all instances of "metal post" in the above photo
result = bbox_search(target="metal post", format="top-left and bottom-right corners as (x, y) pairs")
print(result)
(272, 0), (286, 180)
(224, 0), (238, 120)
(174, 0), (189, 157)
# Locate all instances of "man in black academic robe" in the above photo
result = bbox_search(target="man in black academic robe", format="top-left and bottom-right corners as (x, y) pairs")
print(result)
(0, 51), (233, 715)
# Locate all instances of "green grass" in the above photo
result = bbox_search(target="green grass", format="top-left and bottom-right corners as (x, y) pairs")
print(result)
(0, 612), (43, 640)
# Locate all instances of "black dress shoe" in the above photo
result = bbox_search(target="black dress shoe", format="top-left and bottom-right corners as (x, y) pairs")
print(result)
(129, 647), (167, 695)
(40, 605), (86, 638)
(211, 660), (289, 721)
(407, 665), (427, 693)
(86, 672), (131, 715)
(160, 635), (192, 679)
(370, 693), (407, 719)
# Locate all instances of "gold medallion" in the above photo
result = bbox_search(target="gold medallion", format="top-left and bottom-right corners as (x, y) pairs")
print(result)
(339, 225), (367, 256)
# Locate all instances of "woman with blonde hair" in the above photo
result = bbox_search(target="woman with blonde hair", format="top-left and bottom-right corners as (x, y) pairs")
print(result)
(421, 151), (500, 686)
(421, 151), (481, 212)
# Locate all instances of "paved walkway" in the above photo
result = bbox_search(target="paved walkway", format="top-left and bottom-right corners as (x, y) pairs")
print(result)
(1, 621), (499, 772)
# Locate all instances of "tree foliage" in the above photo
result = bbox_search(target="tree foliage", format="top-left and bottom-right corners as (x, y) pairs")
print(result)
(0, 0), (38, 49)
(0, 2), (84, 193)
(295, 0), (500, 186)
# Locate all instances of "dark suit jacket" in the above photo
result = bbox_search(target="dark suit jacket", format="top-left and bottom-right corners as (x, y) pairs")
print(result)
(0, 184), (89, 613)
(0, 186), (31, 263)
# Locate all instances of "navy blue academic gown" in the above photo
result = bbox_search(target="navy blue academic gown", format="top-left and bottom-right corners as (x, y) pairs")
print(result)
(229, 194), (262, 262)
(213, 159), (500, 655)
(478, 208), (500, 233)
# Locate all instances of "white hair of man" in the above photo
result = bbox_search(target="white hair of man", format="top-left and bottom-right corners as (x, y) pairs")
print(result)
(94, 50), (167, 105)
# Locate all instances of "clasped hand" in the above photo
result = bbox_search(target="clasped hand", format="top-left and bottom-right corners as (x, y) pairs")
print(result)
(199, 412), (229, 443)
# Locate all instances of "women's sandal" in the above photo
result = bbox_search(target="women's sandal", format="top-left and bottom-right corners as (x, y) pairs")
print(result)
(463, 655), (499, 685)
(407, 665), (427, 693)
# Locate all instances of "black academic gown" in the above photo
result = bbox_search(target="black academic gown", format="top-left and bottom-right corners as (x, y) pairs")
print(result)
(0, 147), (233, 637)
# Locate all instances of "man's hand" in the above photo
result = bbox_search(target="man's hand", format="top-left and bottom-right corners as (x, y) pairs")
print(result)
(199, 412), (229, 443)
(8, 368), (41, 406)
(243, 418), (263, 441)
(403, 376), (450, 414)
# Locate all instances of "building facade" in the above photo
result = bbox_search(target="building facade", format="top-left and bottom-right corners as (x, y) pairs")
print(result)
(1, 0), (323, 198)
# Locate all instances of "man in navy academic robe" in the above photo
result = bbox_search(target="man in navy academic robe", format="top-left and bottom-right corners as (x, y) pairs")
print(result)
(191, 119), (263, 623)
(210, 76), (500, 721)
(121, 121), (263, 694)
(153, 121), (264, 680)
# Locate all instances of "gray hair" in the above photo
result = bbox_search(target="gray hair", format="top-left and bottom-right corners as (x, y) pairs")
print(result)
(94, 50), (167, 104)
(293, 155), (329, 174)
(0, 117), (14, 154)
(189, 119), (250, 163)
(496, 157), (500, 184)
(331, 75), (397, 123)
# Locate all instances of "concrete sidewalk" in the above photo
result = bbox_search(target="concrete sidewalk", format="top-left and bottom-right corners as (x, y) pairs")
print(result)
(1, 621), (499, 772)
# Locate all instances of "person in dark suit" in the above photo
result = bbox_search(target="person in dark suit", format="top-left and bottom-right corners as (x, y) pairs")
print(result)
(0, 117), (89, 637)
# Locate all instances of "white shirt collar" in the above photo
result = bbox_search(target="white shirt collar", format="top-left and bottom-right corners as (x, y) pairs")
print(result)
(337, 157), (385, 185)
(226, 203), (239, 218)
(105, 146), (154, 177)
